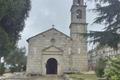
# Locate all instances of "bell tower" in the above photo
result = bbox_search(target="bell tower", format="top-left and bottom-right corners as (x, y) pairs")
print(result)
(70, 0), (88, 72)
(71, 0), (86, 24)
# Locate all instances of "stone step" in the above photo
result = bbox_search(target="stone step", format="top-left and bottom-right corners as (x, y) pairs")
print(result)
(28, 75), (64, 80)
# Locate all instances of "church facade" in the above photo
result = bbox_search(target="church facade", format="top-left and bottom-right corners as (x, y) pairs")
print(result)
(26, 0), (88, 75)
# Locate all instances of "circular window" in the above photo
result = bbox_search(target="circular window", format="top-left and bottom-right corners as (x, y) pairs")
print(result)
(51, 38), (55, 43)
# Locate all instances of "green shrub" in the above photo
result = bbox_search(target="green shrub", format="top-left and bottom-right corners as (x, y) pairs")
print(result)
(95, 58), (106, 77)
(95, 67), (105, 77)
(78, 78), (85, 80)
(0, 63), (5, 76)
(9, 66), (17, 73)
(105, 56), (120, 80)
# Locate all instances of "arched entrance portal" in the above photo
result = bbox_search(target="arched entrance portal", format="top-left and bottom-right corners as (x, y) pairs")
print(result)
(46, 58), (57, 74)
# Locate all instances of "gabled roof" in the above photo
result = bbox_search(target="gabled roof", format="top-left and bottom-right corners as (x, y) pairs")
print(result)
(27, 28), (71, 42)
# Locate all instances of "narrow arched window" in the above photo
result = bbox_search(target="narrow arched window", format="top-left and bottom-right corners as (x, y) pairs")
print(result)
(76, 9), (82, 19)
(77, 0), (81, 5)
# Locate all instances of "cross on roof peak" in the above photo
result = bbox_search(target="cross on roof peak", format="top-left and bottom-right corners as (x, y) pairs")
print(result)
(52, 24), (55, 28)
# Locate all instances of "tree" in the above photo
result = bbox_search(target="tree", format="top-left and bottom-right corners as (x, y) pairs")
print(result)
(0, 0), (31, 44)
(0, 0), (31, 63)
(6, 47), (27, 73)
(105, 56), (120, 80)
(88, 0), (120, 49)
(0, 63), (5, 76)
(0, 27), (11, 63)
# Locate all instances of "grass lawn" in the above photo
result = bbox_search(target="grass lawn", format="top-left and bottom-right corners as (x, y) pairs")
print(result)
(68, 73), (98, 80)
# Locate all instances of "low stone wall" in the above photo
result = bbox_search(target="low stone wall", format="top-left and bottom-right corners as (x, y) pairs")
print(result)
(0, 72), (28, 80)
(0, 74), (64, 80)
(0, 72), (100, 80)
(1, 78), (29, 80)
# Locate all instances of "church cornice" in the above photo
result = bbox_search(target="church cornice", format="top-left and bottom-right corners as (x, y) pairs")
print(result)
(69, 23), (88, 28)
(72, 4), (87, 7)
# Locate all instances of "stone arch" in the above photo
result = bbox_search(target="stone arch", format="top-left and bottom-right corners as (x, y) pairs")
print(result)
(46, 58), (57, 74)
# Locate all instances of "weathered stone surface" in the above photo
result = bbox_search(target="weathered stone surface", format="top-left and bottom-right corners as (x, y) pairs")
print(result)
(26, 0), (88, 76)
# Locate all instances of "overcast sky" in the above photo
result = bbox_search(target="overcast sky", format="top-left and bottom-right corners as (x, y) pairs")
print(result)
(18, 0), (104, 50)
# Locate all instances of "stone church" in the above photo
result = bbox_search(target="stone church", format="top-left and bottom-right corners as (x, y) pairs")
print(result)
(26, 0), (88, 76)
